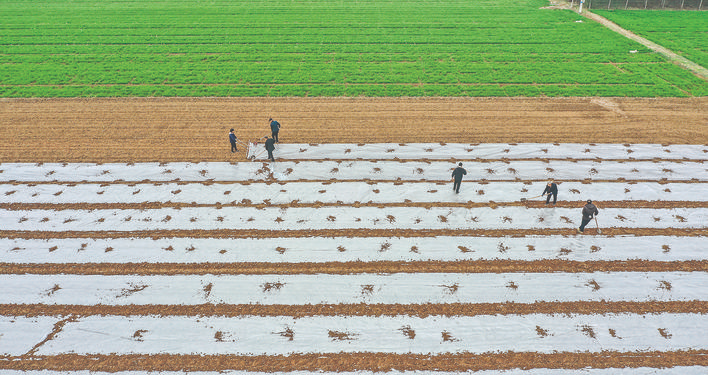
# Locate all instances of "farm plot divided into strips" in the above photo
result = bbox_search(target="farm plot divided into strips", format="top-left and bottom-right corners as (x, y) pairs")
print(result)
(1, 143), (708, 373)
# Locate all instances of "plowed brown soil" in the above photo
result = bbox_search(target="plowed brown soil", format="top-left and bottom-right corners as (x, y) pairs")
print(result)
(1, 97), (706, 163)
(3, 351), (708, 372)
(4, 301), (707, 318)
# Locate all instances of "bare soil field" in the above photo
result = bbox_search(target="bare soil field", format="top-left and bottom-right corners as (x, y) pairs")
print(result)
(1, 97), (706, 163)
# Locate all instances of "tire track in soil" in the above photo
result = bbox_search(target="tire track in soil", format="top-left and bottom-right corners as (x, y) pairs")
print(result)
(21, 315), (78, 358)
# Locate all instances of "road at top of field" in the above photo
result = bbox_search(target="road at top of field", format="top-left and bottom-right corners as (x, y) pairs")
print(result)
(1, 0), (706, 97)
(1, 97), (706, 163)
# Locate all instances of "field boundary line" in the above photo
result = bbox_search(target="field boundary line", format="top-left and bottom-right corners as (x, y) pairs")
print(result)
(582, 11), (708, 81)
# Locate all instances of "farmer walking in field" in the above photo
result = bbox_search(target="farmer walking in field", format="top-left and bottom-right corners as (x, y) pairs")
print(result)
(451, 162), (467, 194)
(269, 118), (281, 143)
(578, 199), (599, 233)
(228, 128), (238, 153)
(264, 136), (276, 162)
(542, 180), (558, 205)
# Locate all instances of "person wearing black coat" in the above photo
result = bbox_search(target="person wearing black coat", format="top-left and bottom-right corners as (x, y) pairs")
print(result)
(451, 162), (467, 194)
(264, 136), (276, 162)
(542, 180), (558, 205)
(269, 118), (281, 143)
(228, 128), (238, 153)
(578, 200), (599, 233)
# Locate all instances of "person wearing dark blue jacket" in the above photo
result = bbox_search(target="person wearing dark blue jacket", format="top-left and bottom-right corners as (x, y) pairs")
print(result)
(451, 162), (467, 194)
(269, 118), (281, 143)
(228, 128), (238, 153)
(542, 180), (558, 205)
(264, 136), (276, 162)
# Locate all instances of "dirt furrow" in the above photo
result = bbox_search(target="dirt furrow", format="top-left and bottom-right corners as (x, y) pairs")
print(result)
(3, 301), (708, 318)
(2, 260), (707, 275)
(2, 351), (708, 371)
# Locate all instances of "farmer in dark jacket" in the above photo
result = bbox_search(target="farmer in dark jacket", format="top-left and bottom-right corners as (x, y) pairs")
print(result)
(542, 180), (558, 205)
(228, 128), (238, 153)
(264, 136), (276, 162)
(269, 118), (281, 143)
(578, 199), (599, 233)
(451, 162), (467, 194)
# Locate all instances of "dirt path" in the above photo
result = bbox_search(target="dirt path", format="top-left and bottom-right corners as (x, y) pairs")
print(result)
(582, 11), (708, 80)
(1, 97), (706, 163)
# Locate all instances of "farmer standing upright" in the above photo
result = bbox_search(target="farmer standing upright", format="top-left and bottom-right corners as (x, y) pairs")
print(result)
(228, 128), (238, 153)
(269, 118), (281, 143)
(578, 199), (599, 233)
(451, 162), (467, 194)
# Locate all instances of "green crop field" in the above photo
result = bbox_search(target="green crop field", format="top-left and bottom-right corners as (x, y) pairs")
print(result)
(594, 10), (708, 72)
(1, 0), (706, 97)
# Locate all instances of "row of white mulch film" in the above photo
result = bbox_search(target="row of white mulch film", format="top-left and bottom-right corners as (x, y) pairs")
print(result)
(2, 207), (706, 231)
(1, 160), (706, 182)
(1, 272), (705, 305)
(2, 314), (708, 355)
(2, 235), (703, 264)
(2, 181), (707, 204)
(246, 143), (708, 160)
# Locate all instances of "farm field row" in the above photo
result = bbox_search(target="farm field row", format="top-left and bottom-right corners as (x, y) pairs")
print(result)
(2, 313), (708, 355)
(3, 206), (706, 231)
(3, 181), (706, 205)
(2, 235), (704, 264)
(1, 369), (707, 375)
(1, 272), (706, 305)
(244, 143), (708, 160)
(1, 160), (706, 182)
(1, 371), (707, 375)
(1, 0), (706, 97)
